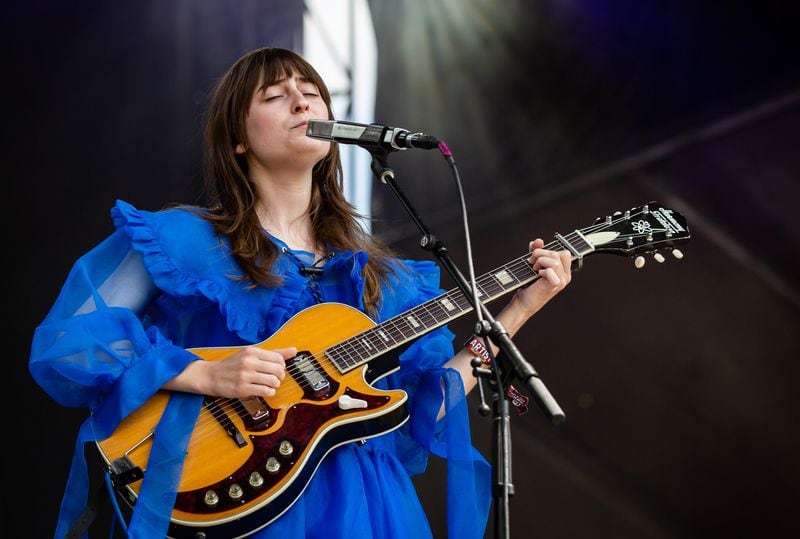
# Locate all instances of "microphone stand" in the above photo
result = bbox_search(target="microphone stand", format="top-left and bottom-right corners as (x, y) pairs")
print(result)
(368, 148), (565, 539)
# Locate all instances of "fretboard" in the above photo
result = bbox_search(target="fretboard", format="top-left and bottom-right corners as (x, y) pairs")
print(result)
(325, 232), (589, 373)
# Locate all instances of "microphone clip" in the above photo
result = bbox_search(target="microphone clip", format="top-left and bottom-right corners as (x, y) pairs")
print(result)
(298, 266), (324, 277)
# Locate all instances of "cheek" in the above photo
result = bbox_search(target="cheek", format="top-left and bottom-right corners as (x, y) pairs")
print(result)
(245, 115), (276, 148)
(312, 102), (331, 120)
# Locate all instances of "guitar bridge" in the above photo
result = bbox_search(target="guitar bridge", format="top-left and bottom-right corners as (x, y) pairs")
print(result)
(204, 397), (247, 448)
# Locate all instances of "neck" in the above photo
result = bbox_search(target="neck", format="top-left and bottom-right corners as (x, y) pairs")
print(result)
(253, 173), (318, 254)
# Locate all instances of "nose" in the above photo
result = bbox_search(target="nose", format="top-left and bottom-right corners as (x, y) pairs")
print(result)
(292, 89), (310, 113)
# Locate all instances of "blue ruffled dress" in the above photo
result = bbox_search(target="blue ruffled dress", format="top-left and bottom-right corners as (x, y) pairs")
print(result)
(29, 200), (490, 539)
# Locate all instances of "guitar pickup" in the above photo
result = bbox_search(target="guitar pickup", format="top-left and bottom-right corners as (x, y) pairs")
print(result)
(240, 396), (270, 423)
(291, 352), (331, 398)
(204, 397), (247, 448)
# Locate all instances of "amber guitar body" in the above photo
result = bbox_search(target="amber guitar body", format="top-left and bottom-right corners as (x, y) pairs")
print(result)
(96, 303), (409, 538)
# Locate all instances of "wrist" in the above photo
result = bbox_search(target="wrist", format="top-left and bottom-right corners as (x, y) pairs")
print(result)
(498, 292), (537, 334)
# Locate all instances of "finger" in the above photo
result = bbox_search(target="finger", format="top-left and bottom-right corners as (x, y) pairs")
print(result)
(538, 267), (562, 287)
(273, 347), (298, 360)
(528, 239), (545, 252)
(531, 253), (561, 271)
(252, 354), (288, 380)
(559, 251), (573, 280)
(254, 385), (277, 398)
(253, 372), (282, 389)
(250, 347), (293, 364)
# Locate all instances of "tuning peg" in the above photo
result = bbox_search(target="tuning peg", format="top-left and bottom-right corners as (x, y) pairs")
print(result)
(634, 256), (645, 269)
(654, 253), (665, 263)
(672, 249), (684, 259)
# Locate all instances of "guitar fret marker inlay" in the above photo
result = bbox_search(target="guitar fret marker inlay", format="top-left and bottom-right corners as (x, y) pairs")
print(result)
(406, 315), (421, 328)
(440, 298), (456, 311)
(494, 270), (514, 286)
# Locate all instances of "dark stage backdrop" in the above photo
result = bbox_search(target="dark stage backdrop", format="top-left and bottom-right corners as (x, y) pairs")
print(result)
(5, 1), (799, 538)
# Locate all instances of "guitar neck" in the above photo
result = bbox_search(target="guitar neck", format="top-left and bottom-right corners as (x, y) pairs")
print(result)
(327, 232), (592, 374)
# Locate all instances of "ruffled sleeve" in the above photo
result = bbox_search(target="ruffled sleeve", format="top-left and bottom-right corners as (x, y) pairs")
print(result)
(110, 200), (328, 343)
(379, 260), (492, 539)
(28, 223), (201, 538)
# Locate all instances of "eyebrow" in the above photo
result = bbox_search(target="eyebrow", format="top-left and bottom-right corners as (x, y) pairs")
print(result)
(257, 75), (315, 94)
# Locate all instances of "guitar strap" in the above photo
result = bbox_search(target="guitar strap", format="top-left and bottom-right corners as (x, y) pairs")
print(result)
(66, 456), (142, 538)
(65, 482), (111, 539)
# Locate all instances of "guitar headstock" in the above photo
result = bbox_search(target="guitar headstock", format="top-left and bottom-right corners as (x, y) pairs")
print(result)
(579, 202), (690, 266)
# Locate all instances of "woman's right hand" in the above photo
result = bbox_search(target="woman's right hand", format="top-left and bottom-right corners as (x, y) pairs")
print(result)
(165, 346), (296, 398)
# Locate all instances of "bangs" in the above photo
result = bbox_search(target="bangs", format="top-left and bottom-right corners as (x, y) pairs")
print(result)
(255, 49), (331, 103)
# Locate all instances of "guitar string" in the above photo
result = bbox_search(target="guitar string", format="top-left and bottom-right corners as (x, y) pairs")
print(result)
(181, 211), (670, 441)
(183, 217), (636, 442)
(182, 218), (637, 441)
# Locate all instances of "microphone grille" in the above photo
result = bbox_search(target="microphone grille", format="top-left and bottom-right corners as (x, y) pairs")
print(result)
(306, 120), (334, 138)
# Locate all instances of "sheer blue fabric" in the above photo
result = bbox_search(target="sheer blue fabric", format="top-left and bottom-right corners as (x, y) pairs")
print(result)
(29, 200), (491, 538)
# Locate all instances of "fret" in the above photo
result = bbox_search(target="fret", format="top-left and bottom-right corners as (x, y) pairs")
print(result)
(438, 296), (458, 313)
(569, 230), (594, 255)
(358, 337), (376, 353)
(325, 347), (346, 371)
(452, 290), (474, 310)
(329, 250), (546, 374)
(382, 317), (407, 344)
(508, 257), (535, 283)
(374, 328), (397, 351)
(329, 338), (360, 370)
(363, 328), (390, 353)
(555, 232), (592, 259)
(404, 313), (422, 329)
(416, 302), (442, 327)
(492, 268), (517, 287)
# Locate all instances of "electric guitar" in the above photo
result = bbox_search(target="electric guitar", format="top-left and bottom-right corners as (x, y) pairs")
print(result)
(96, 201), (690, 538)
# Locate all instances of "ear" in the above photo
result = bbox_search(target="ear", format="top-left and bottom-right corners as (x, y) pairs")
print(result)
(234, 143), (247, 154)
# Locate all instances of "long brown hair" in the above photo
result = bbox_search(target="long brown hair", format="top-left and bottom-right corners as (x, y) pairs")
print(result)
(201, 47), (396, 313)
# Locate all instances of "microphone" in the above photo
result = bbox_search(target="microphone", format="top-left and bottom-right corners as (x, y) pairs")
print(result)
(306, 119), (440, 151)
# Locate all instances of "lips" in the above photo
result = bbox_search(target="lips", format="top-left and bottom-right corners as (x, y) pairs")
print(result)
(293, 120), (308, 129)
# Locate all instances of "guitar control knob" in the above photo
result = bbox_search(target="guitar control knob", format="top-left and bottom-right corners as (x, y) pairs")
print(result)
(672, 249), (684, 259)
(249, 472), (264, 487)
(279, 440), (294, 457)
(634, 256), (645, 269)
(654, 253), (665, 263)
(228, 483), (243, 499)
(266, 457), (281, 474)
(204, 490), (219, 507)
